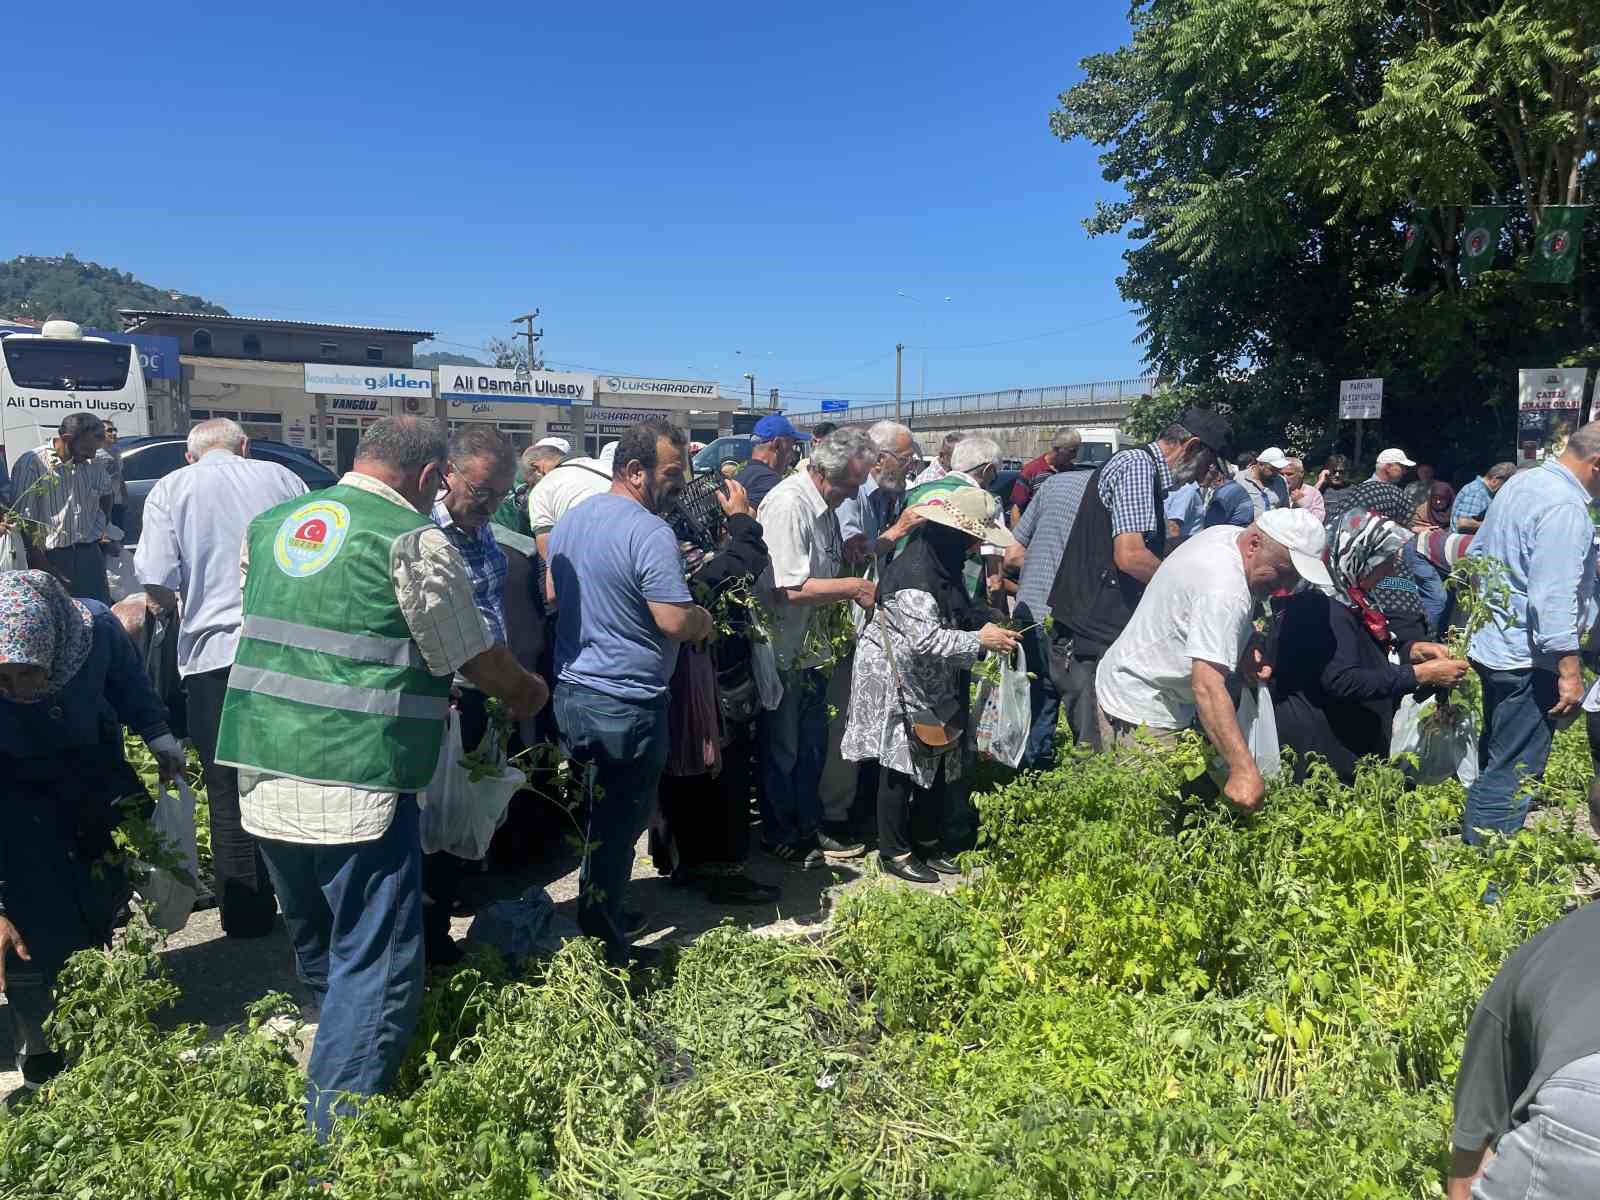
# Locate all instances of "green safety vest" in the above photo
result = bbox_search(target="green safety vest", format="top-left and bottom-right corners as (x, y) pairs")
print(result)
(215, 482), (452, 792)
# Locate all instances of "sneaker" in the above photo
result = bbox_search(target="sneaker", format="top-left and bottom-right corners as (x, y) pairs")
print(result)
(817, 830), (867, 860)
(765, 841), (824, 869)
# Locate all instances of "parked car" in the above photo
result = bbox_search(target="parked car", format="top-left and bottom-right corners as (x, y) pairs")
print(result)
(692, 435), (755, 475)
(116, 435), (338, 545)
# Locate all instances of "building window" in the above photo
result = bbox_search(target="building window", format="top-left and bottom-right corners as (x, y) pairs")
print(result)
(320, 342), (339, 359)
(366, 345), (384, 364)
(242, 333), (261, 356)
(193, 329), (213, 354)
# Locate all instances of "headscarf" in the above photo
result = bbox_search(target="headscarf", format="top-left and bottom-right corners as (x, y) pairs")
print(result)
(1323, 479), (1424, 619)
(1325, 510), (1412, 645)
(0, 570), (96, 700)
(1426, 481), (1456, 528)
(880, 521), (981, 626)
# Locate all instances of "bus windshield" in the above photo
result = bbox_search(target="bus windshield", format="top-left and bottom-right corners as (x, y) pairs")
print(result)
(2, 340), (133, 391)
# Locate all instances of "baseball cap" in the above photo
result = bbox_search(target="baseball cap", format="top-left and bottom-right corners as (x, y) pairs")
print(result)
(1376, 448), (1417, 467)
(1256, 446), (1291, 469)
(752, 413), (810, 443)
(535, 436), (571, 454)
(1257, 508), (1332, 588)
(1177, 406), (1233, 459)
(598, 441), (619, 471)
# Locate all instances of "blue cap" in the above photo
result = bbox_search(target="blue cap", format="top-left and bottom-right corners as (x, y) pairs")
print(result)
(752, 414), (810, 443)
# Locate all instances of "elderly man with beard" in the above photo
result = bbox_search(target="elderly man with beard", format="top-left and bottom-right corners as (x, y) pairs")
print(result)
(1046, 409), (1232, 748)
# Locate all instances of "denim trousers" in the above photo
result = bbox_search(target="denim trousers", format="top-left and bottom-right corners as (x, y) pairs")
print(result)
(1016, 604), (1060, 770)
(1464, 665), (1559, 845)
(555, 684), (670, 964)
(758, 667), (830, 848)
(1406, 543), (1448, 638)
(258, 795), (424, 1141)
(1473, 1052), (1600, 1198)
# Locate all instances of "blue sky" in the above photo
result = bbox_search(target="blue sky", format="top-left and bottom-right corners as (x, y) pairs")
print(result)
(10, 1), (1142, 412)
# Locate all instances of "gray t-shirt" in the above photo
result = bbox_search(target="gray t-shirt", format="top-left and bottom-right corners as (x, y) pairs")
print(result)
(548, 493), (691, 703)
(1452, 902), (1600, 1150)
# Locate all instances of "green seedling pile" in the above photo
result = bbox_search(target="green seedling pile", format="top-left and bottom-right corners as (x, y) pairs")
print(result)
(3, 727), (1595, 1198)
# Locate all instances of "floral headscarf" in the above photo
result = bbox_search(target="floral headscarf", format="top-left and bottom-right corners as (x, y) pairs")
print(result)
(1326, 510), (1412, 645)
(0, 570), (95, 700)
(1324, 479), (1424, 620)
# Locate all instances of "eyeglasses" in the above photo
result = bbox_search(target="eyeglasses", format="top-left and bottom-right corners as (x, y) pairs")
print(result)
(449, 462), (510, 506)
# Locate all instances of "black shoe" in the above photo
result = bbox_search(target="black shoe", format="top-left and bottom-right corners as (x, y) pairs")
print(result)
(765, 841), (824, 869)
(426, 935), (465, 967)
(817, 830), (867, 859)
(623, 910), (650, 940)
(881, 854), (939, 884)
(628, 944), (667, 971)
(704, 874), (782, 905)
(923, 855), (962, 876)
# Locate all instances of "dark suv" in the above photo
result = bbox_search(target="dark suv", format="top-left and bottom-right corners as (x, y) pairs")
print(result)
(116, 435), (338, 545)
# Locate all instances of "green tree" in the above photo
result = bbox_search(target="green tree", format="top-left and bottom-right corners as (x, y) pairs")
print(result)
(1053, 0), (1598, 474)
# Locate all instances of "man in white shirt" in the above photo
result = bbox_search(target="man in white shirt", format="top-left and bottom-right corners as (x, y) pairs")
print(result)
(134, 418), (308, 938)
(756, 429), (877, 868)
(1095, 509), (1331, 811)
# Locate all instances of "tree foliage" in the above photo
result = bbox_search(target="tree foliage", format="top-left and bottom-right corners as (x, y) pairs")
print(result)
(0, 254), (227, 332)
(1054, 0), (1599, 474)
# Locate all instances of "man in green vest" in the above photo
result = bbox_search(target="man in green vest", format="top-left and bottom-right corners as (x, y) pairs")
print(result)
(215, 415), (548, 1140)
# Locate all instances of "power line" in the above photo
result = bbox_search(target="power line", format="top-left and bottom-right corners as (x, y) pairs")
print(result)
(904, 309), (1134, 352)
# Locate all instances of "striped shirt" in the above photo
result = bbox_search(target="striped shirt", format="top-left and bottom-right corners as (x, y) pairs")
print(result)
(1098, 443), (1174, 539)
(239, 471), (494, 845)
(8, 445), (113, 549)
(1014, 468), (1093, 619)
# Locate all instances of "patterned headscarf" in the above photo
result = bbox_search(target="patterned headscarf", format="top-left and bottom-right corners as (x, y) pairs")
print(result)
(1326, 510), (1412, 644)
(1324, 479), (1423, 619)
(0, 570), (96, 700)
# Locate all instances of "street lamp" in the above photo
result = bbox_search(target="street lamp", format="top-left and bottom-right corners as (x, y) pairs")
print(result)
(742, 372), (756, 415)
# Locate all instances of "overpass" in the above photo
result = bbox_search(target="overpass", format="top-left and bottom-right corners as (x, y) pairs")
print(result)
(781, 375), (1156, 461)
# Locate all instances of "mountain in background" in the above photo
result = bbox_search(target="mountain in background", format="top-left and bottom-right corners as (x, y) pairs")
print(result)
(414, 350), (489, 369)
(0, 254), (228, 331)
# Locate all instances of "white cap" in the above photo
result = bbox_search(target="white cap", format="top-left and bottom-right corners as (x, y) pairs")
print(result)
(1256, 446), (1291, 469)
(1375, 448), (1416, 467)
(1257, 508), (1332, 588)
(535, 436), (571, 454)
(598, 441), (619, 471)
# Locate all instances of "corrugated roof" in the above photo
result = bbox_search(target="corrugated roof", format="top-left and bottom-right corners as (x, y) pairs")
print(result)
(119, 309), (435, 339)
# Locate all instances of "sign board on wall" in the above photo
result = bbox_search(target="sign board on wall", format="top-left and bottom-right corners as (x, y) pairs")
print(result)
(439, 366), (592, 406)
(597, 376), (718, 401)
(327, 394), (393, 415)
(1338, 378), (1383, 420)
(1517, 367), (1589, 466)
(303, 364), (433, 398)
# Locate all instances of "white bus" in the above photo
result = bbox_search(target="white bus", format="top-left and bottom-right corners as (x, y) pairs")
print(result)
(1, 319), (149, 472)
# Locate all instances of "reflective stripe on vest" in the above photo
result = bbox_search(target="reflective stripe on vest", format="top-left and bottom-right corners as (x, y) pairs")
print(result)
(227, 664), (450, 722)
(240, 614), (426, 671)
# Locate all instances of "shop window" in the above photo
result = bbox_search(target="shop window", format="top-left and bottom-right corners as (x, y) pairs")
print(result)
(366, 345), (384, 363)
(192, 329), (213, 354)
(242, 333), (261, 356)
(320, 342), (339, 359)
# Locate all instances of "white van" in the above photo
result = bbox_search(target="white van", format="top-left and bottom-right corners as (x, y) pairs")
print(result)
(1, 320), (149, 469)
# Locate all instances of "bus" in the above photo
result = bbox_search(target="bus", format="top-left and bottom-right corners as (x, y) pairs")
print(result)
(0, 319), (150, 474)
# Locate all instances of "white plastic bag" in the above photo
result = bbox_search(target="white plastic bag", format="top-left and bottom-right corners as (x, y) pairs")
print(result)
(0, 526), (27, 572)
(419, 712), (525, 861)
(750, 637), (784, 712)
(974, 648), (1030, 768)
(1392, 695), (1478, 787)
(105, 549), (136, 602)
(137, 780), (199, 933)
(1237, 687), (1282, 779)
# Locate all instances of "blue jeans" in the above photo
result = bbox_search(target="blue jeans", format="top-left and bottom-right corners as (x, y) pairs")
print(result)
(1016, 603), (1060, 770)
(1472, 1052), (1600, 1198)
(1464, 665), (1559, 845)
(1406, 543), (1448, 638)
(758, 668), (829, 848)
(555, 684), (669, 964)
(258, 795), (424, 1141)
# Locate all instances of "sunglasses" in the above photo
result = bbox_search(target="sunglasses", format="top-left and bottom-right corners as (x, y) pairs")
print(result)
(448, 462), (510, 506)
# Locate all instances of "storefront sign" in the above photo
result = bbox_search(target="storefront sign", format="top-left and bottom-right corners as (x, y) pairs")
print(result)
(1517, 367), (1589, 465)
(327, 394), (393, 414)
(597, 375), (718, 401)
(1338, 378), (1383, 420)
(439, 366), (592, 406)
(303, 364), (433, 398)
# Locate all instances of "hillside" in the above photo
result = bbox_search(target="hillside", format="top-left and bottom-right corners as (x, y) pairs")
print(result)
(414, 349), (488, 369)
(0, 254), (228, 331)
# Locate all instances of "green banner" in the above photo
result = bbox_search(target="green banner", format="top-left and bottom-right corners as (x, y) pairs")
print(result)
(1460, 205), (1508, 277)
(1400, 218), (1425, 274)
(1526, 206), (1588, 284)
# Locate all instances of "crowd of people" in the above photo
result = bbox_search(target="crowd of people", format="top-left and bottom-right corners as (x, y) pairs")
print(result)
(2, 404), (1598, 1189)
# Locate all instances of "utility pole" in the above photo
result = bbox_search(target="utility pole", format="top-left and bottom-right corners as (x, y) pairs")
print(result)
(895, 342), (904, 421)
(743, 372), (756, 415)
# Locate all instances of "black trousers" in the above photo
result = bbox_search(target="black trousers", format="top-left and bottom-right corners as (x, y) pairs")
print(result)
(1048, 630), (1104, 751)
(877, 757), (962, 861)
(659, 722), (755, 871)
(185, 667), (277, 937)
(422, 690), (490, 956)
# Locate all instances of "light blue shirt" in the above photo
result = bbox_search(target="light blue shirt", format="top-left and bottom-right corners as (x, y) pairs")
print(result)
(1467, 460), (1599, 671)
(1164, 481), (1206, 536)
(836, 471), (899, 553)
(133, 448), (308, 676)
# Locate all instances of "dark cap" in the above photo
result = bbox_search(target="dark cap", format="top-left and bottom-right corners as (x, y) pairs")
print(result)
(1177, 406), (1232, 459)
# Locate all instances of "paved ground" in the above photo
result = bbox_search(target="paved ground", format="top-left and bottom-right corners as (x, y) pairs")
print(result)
(0, 828), (945, 1091)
